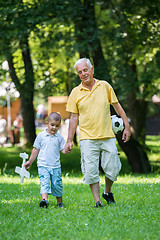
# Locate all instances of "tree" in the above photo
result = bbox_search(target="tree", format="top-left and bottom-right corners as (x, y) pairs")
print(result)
(0, 2), (40, 144)
(101, 0), (160, 145)
(0, 1), (58, 145)
(69, 0), (160, 172)
(0, 0), (158, 172)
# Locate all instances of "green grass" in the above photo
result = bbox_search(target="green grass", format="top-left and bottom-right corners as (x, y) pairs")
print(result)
(0, 174), (160, 240)
(0, 135), (160, 239)
(146, 135), (160, 172)
(1, 135), (160, 176)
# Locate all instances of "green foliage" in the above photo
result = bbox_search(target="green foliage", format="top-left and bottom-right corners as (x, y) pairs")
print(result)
(0, 0), (159, 100)
(0, 0), (160, 146)
(99, 0), (160, 101)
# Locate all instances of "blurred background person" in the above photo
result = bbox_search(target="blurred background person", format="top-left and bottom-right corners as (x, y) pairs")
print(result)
(36, 103), (47, 127)
(11, 114), (23, 144)
(0, 115), (7, 147)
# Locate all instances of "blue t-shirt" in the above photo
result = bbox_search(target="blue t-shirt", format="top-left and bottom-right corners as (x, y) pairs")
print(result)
(33, 129), (66, 168)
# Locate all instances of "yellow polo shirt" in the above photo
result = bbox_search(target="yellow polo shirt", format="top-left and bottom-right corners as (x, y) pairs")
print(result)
(66, 79), (118, 140)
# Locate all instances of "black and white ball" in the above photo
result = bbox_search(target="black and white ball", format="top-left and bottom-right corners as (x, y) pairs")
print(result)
(111, 115), (124, 134)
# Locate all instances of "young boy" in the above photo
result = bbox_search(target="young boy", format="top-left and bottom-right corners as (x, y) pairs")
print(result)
(25, 112), (68, 208)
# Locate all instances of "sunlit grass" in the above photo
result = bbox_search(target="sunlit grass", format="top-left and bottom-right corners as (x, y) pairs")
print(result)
(2, 172), (159, 186)
(0, 135), (160, 239)
(0, 174), (160, 240)
(1, 135), (160, 176)
(146, 136), (160, 169)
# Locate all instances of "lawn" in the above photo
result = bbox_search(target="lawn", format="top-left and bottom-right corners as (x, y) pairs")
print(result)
(0, 174), (160, 240)
(0, 135), (160, 239)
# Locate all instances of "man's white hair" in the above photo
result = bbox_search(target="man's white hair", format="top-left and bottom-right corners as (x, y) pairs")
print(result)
(74, 58), (93, 70)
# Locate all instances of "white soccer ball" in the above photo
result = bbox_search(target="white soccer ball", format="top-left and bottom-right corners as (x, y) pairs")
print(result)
(111, 115), (124, 134)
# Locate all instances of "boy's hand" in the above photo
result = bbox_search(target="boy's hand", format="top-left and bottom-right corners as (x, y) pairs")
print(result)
(24, 161), (32, 169)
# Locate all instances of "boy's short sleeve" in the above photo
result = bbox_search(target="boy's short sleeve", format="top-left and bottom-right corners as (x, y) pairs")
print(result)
(33, 133), (41, 149)
(59, 135), (66, 151)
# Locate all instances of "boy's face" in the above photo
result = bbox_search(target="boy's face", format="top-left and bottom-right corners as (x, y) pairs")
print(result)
(46, 119), (61, 135)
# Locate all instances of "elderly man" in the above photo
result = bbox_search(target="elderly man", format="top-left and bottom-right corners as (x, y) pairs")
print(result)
(66, 58), (131, 207)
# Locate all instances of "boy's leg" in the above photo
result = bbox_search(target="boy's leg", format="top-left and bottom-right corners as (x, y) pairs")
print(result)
(51, 168), (63, 207)
(56, 196), (62, 204)
(41, 193), (48, 200)
(40, 193), (49, 208)
(38, 167), (51, 208)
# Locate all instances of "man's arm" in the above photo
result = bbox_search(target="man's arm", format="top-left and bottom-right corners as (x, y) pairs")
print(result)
(112, 102), (131, 142)
(65, 113), (79, 151)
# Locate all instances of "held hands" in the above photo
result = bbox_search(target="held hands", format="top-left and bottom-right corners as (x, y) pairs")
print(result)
(64, 141), (73, 153)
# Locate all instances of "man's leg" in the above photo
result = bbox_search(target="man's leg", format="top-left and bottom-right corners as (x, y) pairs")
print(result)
(90, 182), (101, 204)
(102, 176), (115, 204)
(105, 177), (113, 193)
(100, 138), (121, 204)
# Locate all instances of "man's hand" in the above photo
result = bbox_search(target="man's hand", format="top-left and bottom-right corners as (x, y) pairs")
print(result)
(122, 127), (131, 143)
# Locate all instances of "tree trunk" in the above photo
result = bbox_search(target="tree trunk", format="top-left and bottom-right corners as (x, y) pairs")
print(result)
(128, 93), (148, 145)
(116, 132), (151, 173)
(20, 96), (36, 145)
(7, 38), (36, 145)
(83, 0), (111, 82)
(72, 0), (90, 59)
(20, 38), (36, 145)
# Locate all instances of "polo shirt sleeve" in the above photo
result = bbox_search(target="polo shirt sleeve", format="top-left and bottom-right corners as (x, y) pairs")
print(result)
(33, 133), (42, 149)
(107, 84), (118, 104)
(59, 135), (66, 151)
(66, 88), (79, 113)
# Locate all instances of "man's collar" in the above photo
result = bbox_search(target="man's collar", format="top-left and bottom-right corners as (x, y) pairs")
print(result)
(79, 79), (100, 90)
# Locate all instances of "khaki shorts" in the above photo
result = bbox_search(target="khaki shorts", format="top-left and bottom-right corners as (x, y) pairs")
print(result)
(80, 138), (121, 184)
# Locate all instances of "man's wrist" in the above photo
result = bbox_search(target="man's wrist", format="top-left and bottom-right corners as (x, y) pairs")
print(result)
(67, 139), (72, 144)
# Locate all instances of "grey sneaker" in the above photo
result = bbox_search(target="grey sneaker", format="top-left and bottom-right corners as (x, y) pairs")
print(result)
(102, 192), (116, 204)
(94, 201), (103, 208)
(40, 199), (49, 208)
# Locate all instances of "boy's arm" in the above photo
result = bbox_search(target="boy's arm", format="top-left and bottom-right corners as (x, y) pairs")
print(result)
(24, 147), (40, 169)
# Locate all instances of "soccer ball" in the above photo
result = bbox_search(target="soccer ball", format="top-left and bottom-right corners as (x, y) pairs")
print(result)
(111, 115), (124, 134)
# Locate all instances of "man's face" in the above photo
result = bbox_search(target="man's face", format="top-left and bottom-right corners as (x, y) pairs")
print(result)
(76, 62), (94, 86)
